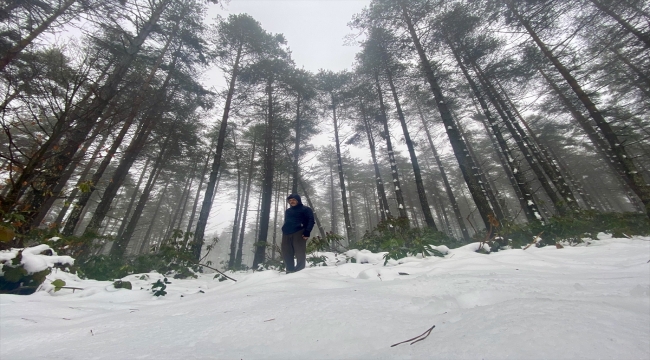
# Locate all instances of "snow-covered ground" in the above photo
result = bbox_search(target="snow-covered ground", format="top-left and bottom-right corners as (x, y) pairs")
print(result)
(2, 235), (649, 359)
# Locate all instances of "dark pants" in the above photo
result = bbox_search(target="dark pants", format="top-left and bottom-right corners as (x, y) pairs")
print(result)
(281, 230), (306, 272)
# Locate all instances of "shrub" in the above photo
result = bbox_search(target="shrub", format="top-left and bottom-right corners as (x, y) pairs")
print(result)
(355, 217), (452, 264)
(499, 211), (650, 248)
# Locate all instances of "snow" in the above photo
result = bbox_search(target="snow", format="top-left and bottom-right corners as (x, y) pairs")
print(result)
(0, 244), (74, 275)
(1, 237), (649, 359)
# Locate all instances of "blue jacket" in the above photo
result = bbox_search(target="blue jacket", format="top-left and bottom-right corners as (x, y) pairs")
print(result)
(281, 194), (315, 237)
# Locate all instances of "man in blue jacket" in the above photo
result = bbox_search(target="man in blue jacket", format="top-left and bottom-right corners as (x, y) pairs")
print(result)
(281, 194), (315, 273)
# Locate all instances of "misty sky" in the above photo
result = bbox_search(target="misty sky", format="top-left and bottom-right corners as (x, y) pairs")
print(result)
(208, 0), (370, 75)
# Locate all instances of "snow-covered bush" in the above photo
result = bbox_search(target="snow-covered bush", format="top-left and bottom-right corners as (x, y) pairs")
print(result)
(0, 244), (74, 295)
(353, 218), (452, 264)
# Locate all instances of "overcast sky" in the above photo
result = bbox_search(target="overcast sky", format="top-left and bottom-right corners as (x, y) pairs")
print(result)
(207, 0), (370, 75)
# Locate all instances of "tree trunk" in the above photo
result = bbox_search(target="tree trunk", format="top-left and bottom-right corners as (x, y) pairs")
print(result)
(415, 101), (472, 241)
(141, 181), (171, 254)
(359, 98), (391, 221)
(374, 71), (408, 219)
(589, 0), (650, 48)
(53, 134), (107, 227)
(186, 149), (212, 237)
(18, 0), (169, 224)
(385, 68), (437, 229)
(291, 95), (302, 194)
(450, 46), (542, 224)
(109, 137), (170, 258)
(538, 66), (645, 212)
(330, 93), (355, 242)
(328, 153), (338, 234)
(399, 0), (492, 229)
(117, 157), (150, 244)
(0, 0), (77, 71)
(511, 2), (650, 217)
(253, 79), (276, 268)
(193, 42), (244, 260)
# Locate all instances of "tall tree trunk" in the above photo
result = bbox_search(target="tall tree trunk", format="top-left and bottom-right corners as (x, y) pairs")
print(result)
(109, 137), (170, 258)
(328, 153), (338, 234)
(330, 93), (355, 242)
(471, 59), (564, 215)
(399, 0), (492, 229)
(511, 2), (650, 217)
(141, 181), (171, 254)
(449, 46), (542, 223)
(117, 157), (150, 243)
(359, 98), (391, 220)
(15, 0), (169, 224)
(253, 79), (276, 268)
(589, 0), (650, 48)
(0, 0), (77, 71)
(229, 137), (255, 267)
(193, 42), (244, 260)
(291, 95), (302, 194)
(538, 66), (645, 212)
(374, 71), (408, 219)
(385, 69), (437, 229)
(271, 172), (282, 260)
(53, 134), (108, 227)
(186, 149), (212, 236)
(473, 60), (579, 213)
(228, 148), (244, 267)
(415, 102), (472, 241)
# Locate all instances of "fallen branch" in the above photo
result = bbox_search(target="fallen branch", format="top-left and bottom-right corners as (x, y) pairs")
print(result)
(391, 325), (435, 347)
(198, 263), (237, 282)
(523, 231), (544, 250)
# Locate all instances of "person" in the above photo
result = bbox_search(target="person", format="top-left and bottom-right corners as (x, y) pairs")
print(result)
(281, 194), (315, 273)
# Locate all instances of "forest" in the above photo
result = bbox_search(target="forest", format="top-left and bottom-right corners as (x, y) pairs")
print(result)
(1, 0), (649, 280)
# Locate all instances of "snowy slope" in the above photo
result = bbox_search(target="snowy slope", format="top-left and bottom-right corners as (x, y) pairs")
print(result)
(1, 236), (649, 360)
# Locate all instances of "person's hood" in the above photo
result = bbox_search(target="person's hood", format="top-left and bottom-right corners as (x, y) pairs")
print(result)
(286, 193), (303, 206)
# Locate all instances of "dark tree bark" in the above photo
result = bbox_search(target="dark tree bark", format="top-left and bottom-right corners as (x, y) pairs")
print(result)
(449, 46), (543, 224)
(0, 0), (77, 71)
(109, 135), (171, 258)
(141, 181), (171, 254)
(11, 0), (170, 224)
(538, 67), (645, 212)
(588, 0), (650, 48)
(398, 0), (492, 229)
(374, 71), (408, 219)
(234, 133), (257, 268)
(253, 79), (277, 268)
(330, 93), (355, 242)
(54, 135), (109, 227)
(116, 157), (151, 241)
(385, 68), (437, 229)
(193, 41), (244, 260)
(291, 95), (302, 194)
(416, 103), (472, 240)
(359, 98), (391, 221)
(510, 2), (650, 217)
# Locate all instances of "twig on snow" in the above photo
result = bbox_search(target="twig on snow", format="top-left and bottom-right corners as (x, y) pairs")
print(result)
(198, 263), (237, 282)
(390, 325), (435, 347)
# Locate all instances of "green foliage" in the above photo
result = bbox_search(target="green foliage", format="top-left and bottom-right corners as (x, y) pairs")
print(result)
(307, 255), (328, 267)
(51, 279), (66, 292)
(356, 218), (451, 265)
(0, 249), (52, 294)
(113, 280), (132, 290)
(500, 211), (650, 248)
(151, 278), (170, 297)
(77, 230), (201, 281)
